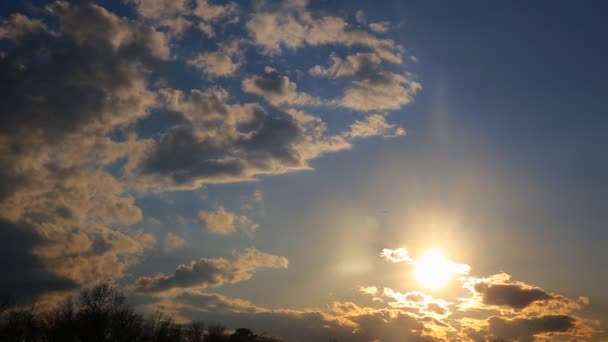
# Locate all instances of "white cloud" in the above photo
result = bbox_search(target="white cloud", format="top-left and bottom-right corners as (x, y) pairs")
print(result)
(381, 247), (413, 263)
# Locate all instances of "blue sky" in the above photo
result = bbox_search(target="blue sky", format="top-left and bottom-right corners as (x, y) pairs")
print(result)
(1, 0), (607, 341)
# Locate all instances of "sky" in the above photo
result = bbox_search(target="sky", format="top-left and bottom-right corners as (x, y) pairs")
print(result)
(1, 0), (607, 341)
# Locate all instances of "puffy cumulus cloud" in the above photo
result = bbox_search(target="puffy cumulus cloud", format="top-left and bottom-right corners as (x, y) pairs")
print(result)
(139, 284), (601, 342)
(49, 2), (170, 60)
(339, 70), (421, 111)
(0, 13), (49, 40)
(247, 6), (403, 63)
(369, 21), (391, 33)
(373, 288), (453, 319)
(460, 273), (590, 316)
(380, 247), (413, 263)
(132, 248), (288, 293)
(459, 313), (600, 342)
(486, 315), (576, 342)
(198, 206), (259, 236)
(474, 283), (552, 310)
(0, 0), (418, 314)
(188, 39), (244, 78)
(311, 52), (421, 112)
(0, 0), (168, 301)
(163, 232), (187, 252)
(129, 246), (603, 341)
(194, 0), (238, 22)
(130, 0), (238, 38)
(347, 114), (406, 138)
(130, 0), (192, 36)
(372, 248), (602, 341)
(0, 219), (77, 303)
(309, 52), (382, 78)
(131, 88), (350, 190)
(242, 69), (322, 106)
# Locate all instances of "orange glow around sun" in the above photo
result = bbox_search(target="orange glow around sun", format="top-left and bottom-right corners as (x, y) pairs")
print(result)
(413, 250), (470, 290)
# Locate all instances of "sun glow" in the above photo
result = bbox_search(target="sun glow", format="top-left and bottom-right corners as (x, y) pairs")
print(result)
(414, 250), (469, 290)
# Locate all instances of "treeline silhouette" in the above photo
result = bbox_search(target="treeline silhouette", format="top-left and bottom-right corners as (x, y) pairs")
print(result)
(0, 284), (281, 342)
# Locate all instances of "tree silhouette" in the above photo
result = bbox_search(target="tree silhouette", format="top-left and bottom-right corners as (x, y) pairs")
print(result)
(0, 284), (284, 342)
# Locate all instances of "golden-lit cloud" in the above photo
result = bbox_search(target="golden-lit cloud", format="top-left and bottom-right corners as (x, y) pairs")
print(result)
(163, 232), (187, 253)
(198, 206), (259, 236)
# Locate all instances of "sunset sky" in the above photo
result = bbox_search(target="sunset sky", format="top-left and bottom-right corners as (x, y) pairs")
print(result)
(1, 0), (607, 341)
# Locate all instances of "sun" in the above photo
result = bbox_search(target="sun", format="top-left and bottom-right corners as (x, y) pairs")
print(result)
(414, 250), (466, 290)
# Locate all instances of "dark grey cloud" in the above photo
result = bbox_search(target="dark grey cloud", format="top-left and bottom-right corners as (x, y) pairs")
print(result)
(0, 219), (77, 303)
(133, 248), (288, 292)
(474, 283), (553, 310)
(139, 108), (303, 187)
(0, 1), (166, 143)
(488, 315), (576, 342)
(0, 0), (166, 201)
(132, 86), (351, 191)
(0, 0), (166, 300)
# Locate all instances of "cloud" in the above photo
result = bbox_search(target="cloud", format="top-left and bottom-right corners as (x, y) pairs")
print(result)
(369, 21), (391, 33)
(0, 219), (77, 303)
(355, 10), (366, 24)
(194, 0), (238, 22)
(163, 232), (187, 252)
(0, 0), (167, 297)
(130, 0), (188, 20)
(188, 39), (245, 78)
(129, 245), (603, 341)
(132, 248), (288, 293)
(374, 248), (602, 340)
(242, 69), (322, 106)
(376, 288), (452, 319)
(247, 7), (403, 63)
(309, 52), (382, 78)
(129, 0), (238, 37)
(311, 52), (421, 111)
(474, 283), (553, 310)
(0, 13), (48, 40)
(380, 247), (413, 263)
(339, 70), (421, 111)
(252, 190), (264, 203)
(347, 114), (406, 138)
(199, 206), (259, 236)
(487, 315), (576, 342)
(142, 291), (443, 342)
(133, 87), (350, 190)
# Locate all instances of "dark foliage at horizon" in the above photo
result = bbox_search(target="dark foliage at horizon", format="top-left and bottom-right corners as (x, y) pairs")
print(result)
(0, 284), (282, 342)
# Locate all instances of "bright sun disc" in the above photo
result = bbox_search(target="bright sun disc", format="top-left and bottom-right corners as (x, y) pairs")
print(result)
(414, 250), (459, 290)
